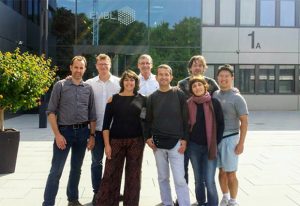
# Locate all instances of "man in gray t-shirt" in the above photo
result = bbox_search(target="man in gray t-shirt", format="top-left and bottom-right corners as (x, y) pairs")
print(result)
(213, 64), (248, 206)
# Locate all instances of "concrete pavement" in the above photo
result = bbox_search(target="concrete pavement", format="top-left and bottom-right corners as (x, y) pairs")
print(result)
(0, 111), (300, 206)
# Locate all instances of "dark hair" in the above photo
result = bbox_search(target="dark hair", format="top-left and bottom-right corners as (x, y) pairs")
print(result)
(189, 77), (209, 96)
(217, 64), (234, 76)
(187, 55), (207, 74)
(71, 56), (87, 67)
(157, 64), (173, 75)
(119, 70), (140, 94)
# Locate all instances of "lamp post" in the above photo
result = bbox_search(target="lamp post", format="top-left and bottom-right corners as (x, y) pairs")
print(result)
(39, 0), (49, 128)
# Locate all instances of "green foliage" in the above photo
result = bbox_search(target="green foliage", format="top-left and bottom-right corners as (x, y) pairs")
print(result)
(0, 48), (57, 112)
(149, 17), (201, 84)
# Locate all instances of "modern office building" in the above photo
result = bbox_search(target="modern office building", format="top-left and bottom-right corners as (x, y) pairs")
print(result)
(1, 0), (300, 110)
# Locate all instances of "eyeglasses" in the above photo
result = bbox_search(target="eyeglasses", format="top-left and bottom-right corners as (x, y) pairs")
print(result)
(139, 62), (151, 65)
(192, 64), (204, 67)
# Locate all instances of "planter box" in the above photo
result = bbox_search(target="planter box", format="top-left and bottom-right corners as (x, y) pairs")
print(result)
(0, 129), (20, 174)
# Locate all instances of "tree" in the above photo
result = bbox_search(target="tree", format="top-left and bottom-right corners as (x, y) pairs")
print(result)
(149, 17), (201, 84)
(0, 48), (57, 131)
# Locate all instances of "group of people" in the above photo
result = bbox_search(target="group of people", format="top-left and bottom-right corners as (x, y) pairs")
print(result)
(42, 53), (248, 206)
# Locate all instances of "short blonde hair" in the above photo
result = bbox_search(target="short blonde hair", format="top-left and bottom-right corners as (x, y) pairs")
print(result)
(71, 56), (87, 67)
(96, 54), (111, 63)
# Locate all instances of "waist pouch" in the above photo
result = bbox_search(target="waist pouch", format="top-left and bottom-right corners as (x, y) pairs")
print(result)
(153, 135), (178, 149)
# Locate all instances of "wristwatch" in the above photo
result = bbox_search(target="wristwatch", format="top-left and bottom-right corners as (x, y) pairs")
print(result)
(90, 133), (95, 137)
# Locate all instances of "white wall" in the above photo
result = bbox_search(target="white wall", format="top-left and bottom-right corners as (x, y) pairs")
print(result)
(244, 95), (300, 110)
(202, 27), (300, 65)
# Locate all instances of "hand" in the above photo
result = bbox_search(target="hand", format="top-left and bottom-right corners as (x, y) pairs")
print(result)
(177, 139), (187, 154)
(87, 136), (95, 151)
(105, 144), (112, 159)
(146, 138), (157, 151)
(65, 75), (72, 80)
(235, 142), (244, 155)
(55, 133), (67, 150)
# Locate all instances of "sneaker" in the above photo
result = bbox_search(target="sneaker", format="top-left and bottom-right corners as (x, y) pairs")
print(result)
(220, 197), (229, 206)
(119, 193), (124, 201)
(228, 202), (239, 206)
(68, 200), (83, 206)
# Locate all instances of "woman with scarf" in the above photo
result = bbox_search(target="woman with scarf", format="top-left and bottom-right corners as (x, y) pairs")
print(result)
(187, 77), (224, 206)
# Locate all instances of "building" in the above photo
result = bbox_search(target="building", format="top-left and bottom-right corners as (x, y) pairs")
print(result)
(1, 0), (300, 110)
(202, 0), (300, 110)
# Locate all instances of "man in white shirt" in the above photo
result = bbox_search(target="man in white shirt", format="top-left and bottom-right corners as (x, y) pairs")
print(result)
(137, 54), (159, 96)
(85, 54), (120, 205)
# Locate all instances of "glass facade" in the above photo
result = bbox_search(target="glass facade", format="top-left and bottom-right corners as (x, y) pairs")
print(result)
(50, 0), (201, 82)
(279, 65), (295, 93)
(239, 65), (255, 93)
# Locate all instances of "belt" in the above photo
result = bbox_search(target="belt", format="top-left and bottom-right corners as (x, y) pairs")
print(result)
(59, 122), (88, 129)
(223, 132), (239, 139)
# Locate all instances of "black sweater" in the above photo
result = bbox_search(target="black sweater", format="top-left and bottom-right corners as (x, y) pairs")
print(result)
(190, 98), (224, 145)
(102, 94), (146, 139)
(145, 88), (189, 141)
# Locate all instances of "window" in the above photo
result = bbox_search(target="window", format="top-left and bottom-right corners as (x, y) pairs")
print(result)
(27, 0), (33, 21)
(239, 65), (255, 93)
(280, 0), (295, 26)
(240, 0), (256, 26)
(202, 0), (215, 25)
(260, 0), (275, 26)
(279, 65), (295, 93)
(220, 0), (235, 25)
(258, 65), (275, 93)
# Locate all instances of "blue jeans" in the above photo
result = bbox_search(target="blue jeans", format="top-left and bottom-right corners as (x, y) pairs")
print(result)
(91, 130), (104, 194)
(43, 126), (89, 206)
(187, 142), (218, 206)
(154, 141), (190, 206)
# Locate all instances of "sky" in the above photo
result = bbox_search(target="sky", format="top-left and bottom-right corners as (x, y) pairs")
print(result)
(57, 0), (201, 27)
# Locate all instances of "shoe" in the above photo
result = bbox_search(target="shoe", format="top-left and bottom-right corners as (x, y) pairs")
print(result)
(219, 197), (229, 206)
(119, 194), (124, 202)
(228, 202), (239, 206)
(68, 200), (83, 206)
(174, 199), (179, 206)
(92, 194), (96, 205)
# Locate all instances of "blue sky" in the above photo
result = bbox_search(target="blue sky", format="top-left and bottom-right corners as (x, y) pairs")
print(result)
(57, 0), (201, 27)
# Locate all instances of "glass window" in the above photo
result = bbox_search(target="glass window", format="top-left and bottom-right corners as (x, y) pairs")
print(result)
(220, 0), (235, 25)
(279, 65), (295, 93)
(280, 0), (295, 27)
(240, 0), (256, 26)
(5, 0), (13, 8)
(258, 65), (275, 93)
(239, 65), (255, 93)
(202, 0), (215, 25)
(260, 0), (275, 26)
(27, 0), (33, 21)
(33, 0), (39, 24)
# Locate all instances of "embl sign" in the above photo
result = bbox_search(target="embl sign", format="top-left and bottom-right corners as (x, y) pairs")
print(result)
(99, 6), (136, 25)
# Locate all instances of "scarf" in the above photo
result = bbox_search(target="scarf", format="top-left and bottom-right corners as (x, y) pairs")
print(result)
(187, 92), (217, 160)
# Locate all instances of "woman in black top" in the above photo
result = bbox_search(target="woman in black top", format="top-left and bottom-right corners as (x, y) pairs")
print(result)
(96, 70), (146, 206)
(186, 77), (224, 206)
